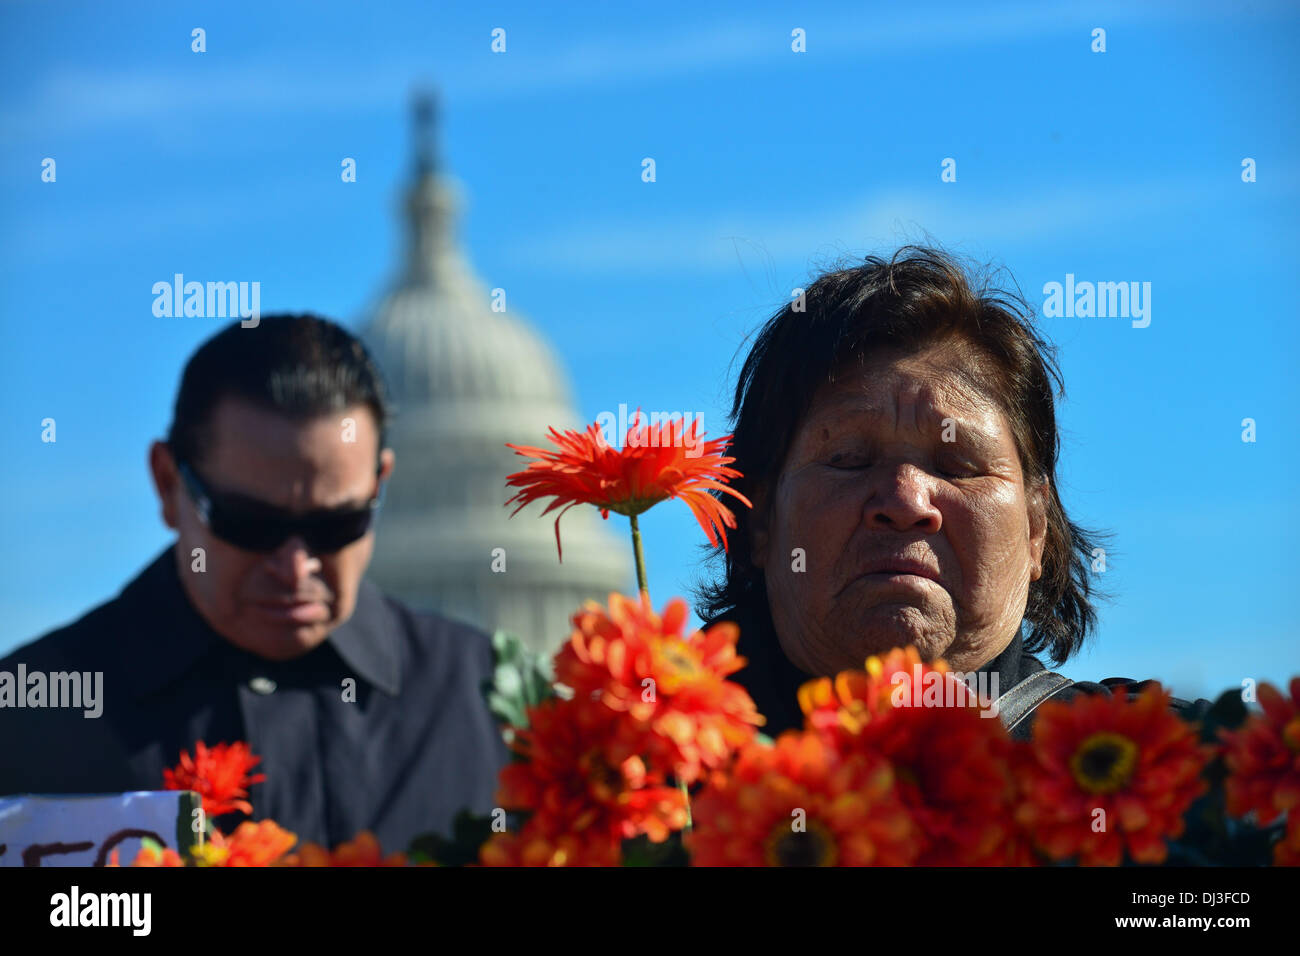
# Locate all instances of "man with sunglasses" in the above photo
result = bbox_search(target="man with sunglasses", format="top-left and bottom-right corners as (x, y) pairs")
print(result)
(0, 315), (508, 855)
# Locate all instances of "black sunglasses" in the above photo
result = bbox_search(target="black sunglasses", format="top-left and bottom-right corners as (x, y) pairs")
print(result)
(176, 459), (383, 555)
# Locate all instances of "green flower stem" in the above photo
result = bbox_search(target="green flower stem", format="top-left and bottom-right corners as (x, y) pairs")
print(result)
(629, 513), (649, 597)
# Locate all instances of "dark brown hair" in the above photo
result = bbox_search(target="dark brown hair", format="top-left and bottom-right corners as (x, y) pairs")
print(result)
(167, 314), (391, 470)
(696, 245), (1111, 666)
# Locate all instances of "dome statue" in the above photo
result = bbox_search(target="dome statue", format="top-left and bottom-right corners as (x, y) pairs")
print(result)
(360, 92), (631, 654)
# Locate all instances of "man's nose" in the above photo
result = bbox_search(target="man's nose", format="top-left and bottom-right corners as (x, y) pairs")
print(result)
(264, 535), (323, 586)
(862, 462), (942, 533)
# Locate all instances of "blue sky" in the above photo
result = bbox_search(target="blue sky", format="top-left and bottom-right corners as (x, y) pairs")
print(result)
(1, 0), (1296, 701)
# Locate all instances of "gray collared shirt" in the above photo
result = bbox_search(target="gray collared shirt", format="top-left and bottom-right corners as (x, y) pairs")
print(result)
(0, 546), (508, 854)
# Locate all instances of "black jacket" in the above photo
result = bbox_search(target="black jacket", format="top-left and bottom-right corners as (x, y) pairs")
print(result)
(0, 546), (508, 852)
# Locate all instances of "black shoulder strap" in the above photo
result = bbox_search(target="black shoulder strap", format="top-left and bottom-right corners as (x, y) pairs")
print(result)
(996, 670), (1074, 734)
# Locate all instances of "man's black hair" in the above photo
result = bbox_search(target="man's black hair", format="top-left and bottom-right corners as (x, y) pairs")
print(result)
(166, 313), (391, 469)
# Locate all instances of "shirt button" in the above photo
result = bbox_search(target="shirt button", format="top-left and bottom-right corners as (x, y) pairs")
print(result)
(249, 676), (277, 695)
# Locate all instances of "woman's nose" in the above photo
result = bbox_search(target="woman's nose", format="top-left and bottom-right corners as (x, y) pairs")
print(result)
(862, 463), (942, 533)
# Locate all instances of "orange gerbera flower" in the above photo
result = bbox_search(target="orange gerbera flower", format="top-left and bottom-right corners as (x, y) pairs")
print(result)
(283, 831), (408, 867)
(1219, 677), (1300, 829)
(867, 700), (1029, 865)
(798, 646), (953, 747)
(798, 647), (1026, 864)
(555, 592), (763, 783)
(480, 816), (623, 867)
(497, 694), (689, 846)
(1014, 684), (1211, 866)
(505, 416), (752, 559)
(162, 740), (266, 818)
(192, 819), (297, 867)
(687, 730), (918, 866)
(109, 843), (186, 867)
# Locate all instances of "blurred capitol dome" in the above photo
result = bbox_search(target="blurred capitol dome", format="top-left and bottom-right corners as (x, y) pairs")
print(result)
(361, 92), (631, 653)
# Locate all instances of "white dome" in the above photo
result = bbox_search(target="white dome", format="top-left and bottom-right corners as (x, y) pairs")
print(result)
(363, 174), (574, 409)
(358, 97), (631, 653)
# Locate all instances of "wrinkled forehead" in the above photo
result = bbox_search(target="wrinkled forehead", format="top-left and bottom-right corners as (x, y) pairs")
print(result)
(812, 343), (1009, 436)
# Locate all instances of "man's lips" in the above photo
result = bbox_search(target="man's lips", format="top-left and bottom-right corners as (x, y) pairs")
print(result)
(251, 597), (331, 623)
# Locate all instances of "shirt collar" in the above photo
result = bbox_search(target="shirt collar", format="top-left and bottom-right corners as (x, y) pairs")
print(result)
(120, 544), (402, 699)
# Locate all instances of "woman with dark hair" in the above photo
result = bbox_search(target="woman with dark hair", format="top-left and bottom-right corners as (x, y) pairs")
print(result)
(697, 245), (1209, 739)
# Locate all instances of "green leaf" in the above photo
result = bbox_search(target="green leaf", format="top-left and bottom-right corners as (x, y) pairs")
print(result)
(174, 790), (202, 859)
(482, 630), (557, 730)
(406, 809), (501, 867)
(621, 833), (689, 867)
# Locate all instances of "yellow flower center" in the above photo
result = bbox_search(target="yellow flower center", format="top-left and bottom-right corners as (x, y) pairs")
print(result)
(1070, 731), (1139, 793)
(764, 818), (839, 867)
(654, 642), (700, 694)
(190, 843), (230, 867)
(661, 646), (697, 673)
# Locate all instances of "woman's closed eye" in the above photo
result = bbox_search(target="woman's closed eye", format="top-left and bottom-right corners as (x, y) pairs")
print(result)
(822, 453), (982, 478)
(825, 450), (870, 469)
(936, 454), (982, 478)
(818, 436), (987, 476)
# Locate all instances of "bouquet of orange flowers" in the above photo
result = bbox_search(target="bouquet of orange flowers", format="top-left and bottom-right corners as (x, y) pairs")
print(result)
(112, 740), (411, 867)
(469, 414), (1298, 867)
(122, 414), (1297, 867)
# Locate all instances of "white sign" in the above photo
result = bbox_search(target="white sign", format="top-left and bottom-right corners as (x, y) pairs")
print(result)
(0, 791), (199, 866)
